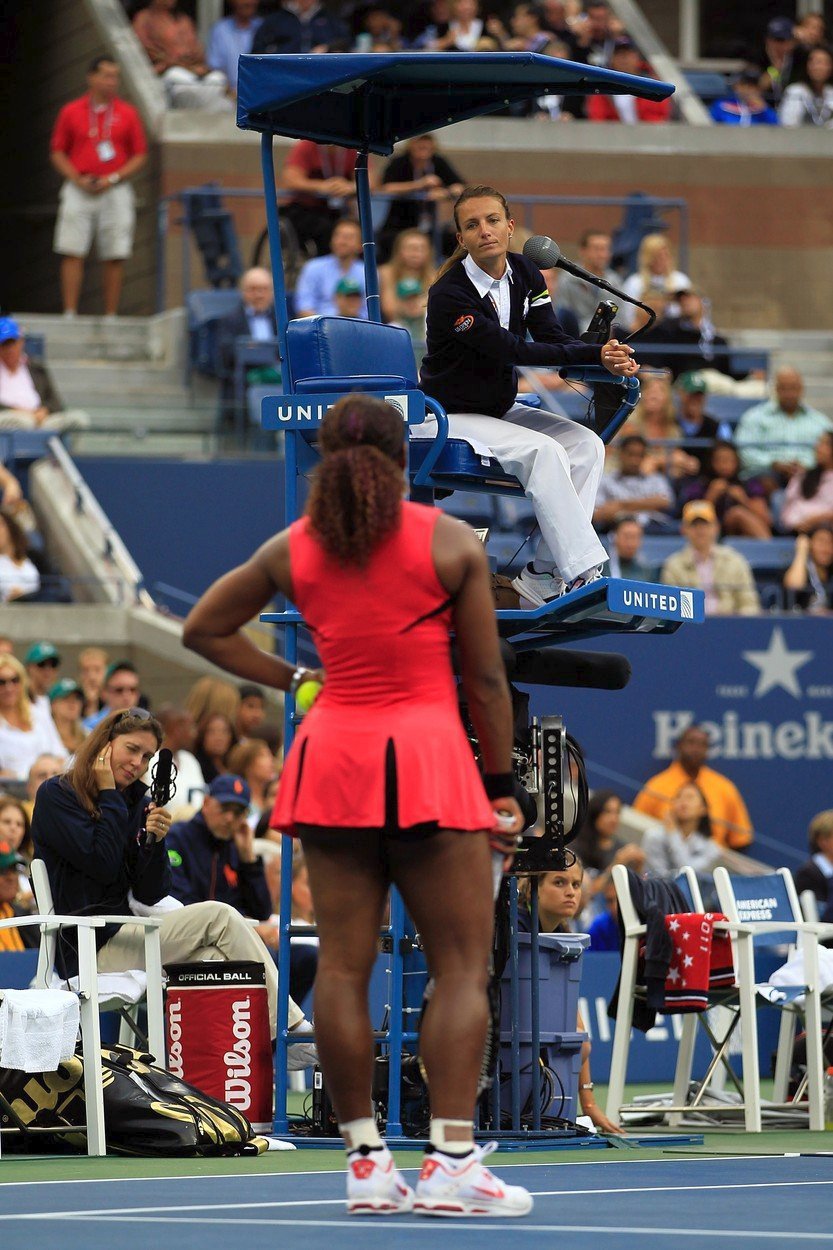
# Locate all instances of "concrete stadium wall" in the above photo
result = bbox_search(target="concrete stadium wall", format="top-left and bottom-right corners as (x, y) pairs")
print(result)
(158, 114), (833, 332)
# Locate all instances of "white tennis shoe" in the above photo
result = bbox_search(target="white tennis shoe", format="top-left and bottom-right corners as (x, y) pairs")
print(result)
(511, 563), (566, 608)
(413, 1141), (533, 1218)
(346, 1145), (415, 1216)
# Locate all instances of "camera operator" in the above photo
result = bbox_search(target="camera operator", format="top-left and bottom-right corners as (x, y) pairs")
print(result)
(31, 709), (311, 1050)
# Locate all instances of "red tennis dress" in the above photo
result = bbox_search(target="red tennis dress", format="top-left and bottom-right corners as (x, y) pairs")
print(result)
(270, 501), (495, 835)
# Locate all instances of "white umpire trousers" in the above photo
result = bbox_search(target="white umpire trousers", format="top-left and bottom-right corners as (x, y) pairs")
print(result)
(416, 402), (607, 583)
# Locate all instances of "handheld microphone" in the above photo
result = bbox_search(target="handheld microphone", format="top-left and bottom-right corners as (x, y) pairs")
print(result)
(522, 235), (656, 335)
(144, 748), (176, 848)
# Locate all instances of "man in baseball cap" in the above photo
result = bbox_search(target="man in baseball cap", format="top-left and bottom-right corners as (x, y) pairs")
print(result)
(661, 500), (760, 615)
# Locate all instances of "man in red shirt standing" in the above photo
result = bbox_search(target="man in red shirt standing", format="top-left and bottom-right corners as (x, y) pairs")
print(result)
(50, 57), (148, 317)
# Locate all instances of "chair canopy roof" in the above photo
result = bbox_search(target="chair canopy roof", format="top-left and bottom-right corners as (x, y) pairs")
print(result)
(237, 52), (674, 155)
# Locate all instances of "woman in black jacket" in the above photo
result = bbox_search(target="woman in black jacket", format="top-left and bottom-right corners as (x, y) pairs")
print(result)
(419, 184), (638, 607)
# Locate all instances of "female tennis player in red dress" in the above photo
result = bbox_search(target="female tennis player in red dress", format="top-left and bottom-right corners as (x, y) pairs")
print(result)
(184, 393), (531, 1218)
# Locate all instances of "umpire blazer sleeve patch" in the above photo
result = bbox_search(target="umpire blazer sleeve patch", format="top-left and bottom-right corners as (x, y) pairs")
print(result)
(529, 288), (551, 309)
(454, 313), (475, 333)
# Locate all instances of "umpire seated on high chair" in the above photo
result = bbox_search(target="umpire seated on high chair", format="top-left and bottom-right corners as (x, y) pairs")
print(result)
(30, 709), (315, 1063)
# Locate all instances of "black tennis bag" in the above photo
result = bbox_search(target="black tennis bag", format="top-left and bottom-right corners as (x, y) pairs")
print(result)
(0, 1044), (269, 1156)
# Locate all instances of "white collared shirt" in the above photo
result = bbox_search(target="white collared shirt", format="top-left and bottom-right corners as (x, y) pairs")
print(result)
(463, 253), (513, 330)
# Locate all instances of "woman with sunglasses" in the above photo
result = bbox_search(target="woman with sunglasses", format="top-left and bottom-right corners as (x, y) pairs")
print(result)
(0, 653), (66, 781)
(30, 708), (309, 1044)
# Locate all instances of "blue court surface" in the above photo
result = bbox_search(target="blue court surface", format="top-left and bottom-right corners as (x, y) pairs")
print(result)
(2, 1154), (831, 1250)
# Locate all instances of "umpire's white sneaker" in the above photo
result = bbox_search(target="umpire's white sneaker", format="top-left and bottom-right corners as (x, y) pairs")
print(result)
(511, 563), (565, 608)
(413, 1142), (533, 1218)
(346, 1145), (415, 1216)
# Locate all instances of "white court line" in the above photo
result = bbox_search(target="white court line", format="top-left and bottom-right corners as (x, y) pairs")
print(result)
(0, 1152), (802, 1190)
(8, 1215), (833, 1240)
(6, 1177), (832, 1222)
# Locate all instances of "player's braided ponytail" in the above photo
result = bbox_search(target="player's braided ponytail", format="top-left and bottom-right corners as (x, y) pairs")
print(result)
(307, 394), (405, 566)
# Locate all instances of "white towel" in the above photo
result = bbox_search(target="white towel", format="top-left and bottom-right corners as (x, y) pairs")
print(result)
(0, 988), (80, 1072)
(128, 891), (184, 917)
(48, 969), (147, 1006)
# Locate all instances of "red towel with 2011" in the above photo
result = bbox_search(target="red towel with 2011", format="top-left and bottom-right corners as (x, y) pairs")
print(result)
(662, 913), (736, 1012)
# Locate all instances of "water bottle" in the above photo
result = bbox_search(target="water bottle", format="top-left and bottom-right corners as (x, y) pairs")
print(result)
(825, 1066), (833, 1131)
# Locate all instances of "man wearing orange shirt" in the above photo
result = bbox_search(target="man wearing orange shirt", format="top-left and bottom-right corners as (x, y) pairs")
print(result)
(633, 723), (754, 850)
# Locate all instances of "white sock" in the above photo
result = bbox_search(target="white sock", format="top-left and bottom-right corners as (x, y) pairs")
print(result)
(429, 1118), (474, 1154)
(290, 1017), (313, 1034)
(340, 1116), (384, 1153)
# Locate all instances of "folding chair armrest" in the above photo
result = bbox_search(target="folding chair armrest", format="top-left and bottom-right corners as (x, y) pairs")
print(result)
(92, 914), (162, 928)
(622, 921), (647, 938)
(0, 915), (107, 931)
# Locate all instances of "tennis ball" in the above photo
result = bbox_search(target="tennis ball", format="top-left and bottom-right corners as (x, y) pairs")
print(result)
(295, 679), (322, 712)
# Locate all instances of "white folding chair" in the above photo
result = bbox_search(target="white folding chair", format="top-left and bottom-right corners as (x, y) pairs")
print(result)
(0, 911), (108, 1155)
(714, 866), (833, 1133)
(606, 863), (763, 1131)
(30, 859), (166, 1067)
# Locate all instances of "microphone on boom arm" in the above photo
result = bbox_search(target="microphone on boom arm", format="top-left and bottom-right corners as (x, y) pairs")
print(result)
(522, 234), (656, 337)
(144, 748), (176, 848)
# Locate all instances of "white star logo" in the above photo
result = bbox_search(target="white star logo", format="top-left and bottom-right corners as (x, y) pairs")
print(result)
(742, 627), (813, 699)
(681, 931), (690, 941)
(668, 918), (680, 932)
(667, 966), (680, 983)
(683, 954), (694, 968)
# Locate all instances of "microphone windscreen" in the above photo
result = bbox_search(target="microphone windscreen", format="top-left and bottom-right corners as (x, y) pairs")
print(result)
(513, 648), (631, 691)
(522, 235), (562, 270)
(154, 748), (174, 804)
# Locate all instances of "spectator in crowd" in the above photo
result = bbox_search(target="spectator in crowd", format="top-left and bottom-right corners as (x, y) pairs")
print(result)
(0, 654), (66, 780)
(621, 235), (690, 332)
(376, 134), (465, 262)
(31, 711), (314, 1060)
(24, 641), (62, 724)
(781, 432), (833, 534)
(294, 218), (366, 318)
(206, 0), (263, 97)
(540, 0), (582, 56)
(251, 3), (303, 54)
(166, 774), (267, 914)
(184, 674), (240, 728)
(793, 809), (833, 924)
(621, 372), (684, 477)
(517, 857), (622, 1135)
(0, 318), (90, 433)
(333, 278), (365, 319)
(255, 840), (318, 1005)
(593, 434), (675, 532)
(280, 140), (358, 259)
(638, 288), (758, 388)
(379, 229), (436, 346)
(485, 3), (563, 55)
(553, 230), (619, 333)
(0, 841), (39, 949)
(793, 13), (828, 69)
(783, 524), (833, 613)
(430, 0), (484, 50)
(587, 38), (672, 123)
(735, 367), (832, 490)
(569, 789), (646, 902)
(352, 5), (404, 51)
(21, 753), (65, 821)
(152, 704), (205, 810)
(406, 0), (452, 48)
(279, 0), (348, 52)
(216, 267), (279, 424)
(678, 441), (772, 539)
(755, 16), (799, 103)
(0, 459), (25, 513)
(587, 877), (619, 951)
(194, 711), (237, 785)
(48, 679), (86, 757)
(227, 737), (278, 830)
(235, 684), (267, 742)
(132, 0), (231, 111)
(77, 645), (108, 720)
(605, 514), (659, 582)
(660, 499), (760, 617)
(573, 0), (624, 66)
(49, 56), (148, 318)
(633, 722), (754, 849)
(674, 372), (732, 473)
(0, 509), (40, 603)
(711, 65), (779, 125)
(779, 45), (833, 127)
(0, 796), (34, 866)
(641, 781), (722, 881)
(82, 660), (144, 732)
